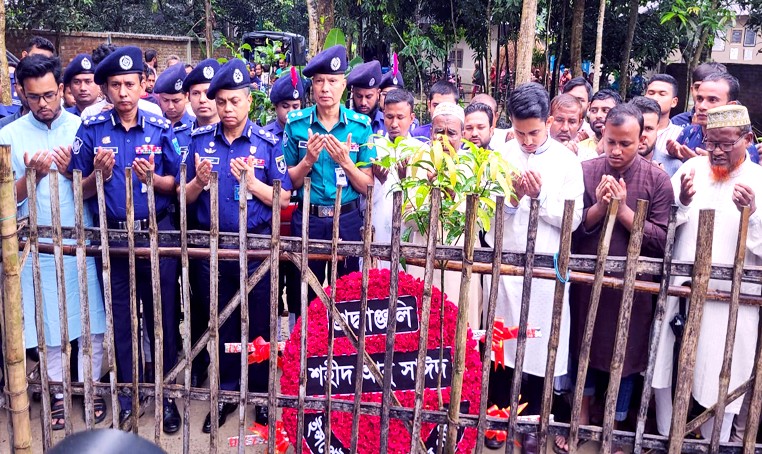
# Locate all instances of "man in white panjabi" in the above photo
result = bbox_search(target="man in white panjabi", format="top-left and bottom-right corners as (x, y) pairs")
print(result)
(652, 105), (762, 441)
(482, 83), (583, 452)
(371, 88), (422, 269)
(404, 102), (482, 332)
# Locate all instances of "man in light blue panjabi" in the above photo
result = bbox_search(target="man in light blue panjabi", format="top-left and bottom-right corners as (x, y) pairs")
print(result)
(0, 54), (106, 428)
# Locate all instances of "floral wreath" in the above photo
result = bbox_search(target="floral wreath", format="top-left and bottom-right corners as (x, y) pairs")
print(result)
(280, 268), (482, 453)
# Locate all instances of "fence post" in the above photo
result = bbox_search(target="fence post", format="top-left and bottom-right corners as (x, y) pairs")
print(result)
(0, 145), (32, 453)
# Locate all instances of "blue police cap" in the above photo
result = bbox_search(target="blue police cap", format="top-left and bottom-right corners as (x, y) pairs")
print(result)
(347, 60), (382, 89)
(182, 58), (220, 92)
(63, 54), (95, 86)
(269, 66), (304, 104)
(206, 58), (251, 100)
(153, 62), (187, 94)
(380, 68), (405, 89)
(302, 45), (347, 78)
(94, 46), (144, 85)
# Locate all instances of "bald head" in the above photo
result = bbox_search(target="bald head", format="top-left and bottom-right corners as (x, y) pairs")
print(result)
(471, 93), (498, 127)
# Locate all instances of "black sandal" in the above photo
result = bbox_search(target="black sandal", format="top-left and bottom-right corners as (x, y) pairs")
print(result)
(88, 396), (107, 424)
(51, 396), (65, 431)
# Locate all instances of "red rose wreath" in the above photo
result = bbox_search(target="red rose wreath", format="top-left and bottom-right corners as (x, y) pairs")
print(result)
(280, 268), (483, 453)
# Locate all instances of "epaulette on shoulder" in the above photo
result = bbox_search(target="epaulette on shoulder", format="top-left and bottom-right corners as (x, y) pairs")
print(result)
(286, 108), (309, 124)
(348, 111), (371, 127)
(81, 114), (109, 127)
(191, 124), (216, 137)
(253, 126), (278, 145)
(146, 115), (171, 130)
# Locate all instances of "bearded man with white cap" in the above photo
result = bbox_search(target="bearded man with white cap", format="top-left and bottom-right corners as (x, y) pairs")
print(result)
(652, 104), (762, 441)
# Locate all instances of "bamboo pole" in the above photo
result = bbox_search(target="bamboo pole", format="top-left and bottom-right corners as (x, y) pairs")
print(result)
(445, 195), (480, 453)
(0, 145), (32, 453)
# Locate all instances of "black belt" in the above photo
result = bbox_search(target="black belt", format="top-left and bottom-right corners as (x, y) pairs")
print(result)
(108, 211), (168, 231)
(299, 199), (359, 218)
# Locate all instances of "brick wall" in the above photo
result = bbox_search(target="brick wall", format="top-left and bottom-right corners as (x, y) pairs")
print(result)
(6, 29), (230, 72)
(666, 62), (762, 133)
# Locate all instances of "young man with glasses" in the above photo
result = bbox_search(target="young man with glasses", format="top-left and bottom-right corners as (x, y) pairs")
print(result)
(0, 54), (107, 430)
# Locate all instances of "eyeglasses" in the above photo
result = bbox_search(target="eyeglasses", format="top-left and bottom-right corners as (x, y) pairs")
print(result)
(703, 135), (745, 152)
(25, 90), (59, 104)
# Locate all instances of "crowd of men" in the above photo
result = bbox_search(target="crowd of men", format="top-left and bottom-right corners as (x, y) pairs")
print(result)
(0, 35), (760, 452)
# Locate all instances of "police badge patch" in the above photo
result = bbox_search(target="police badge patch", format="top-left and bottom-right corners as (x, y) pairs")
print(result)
(73, 137), (83, 155)
(330, 57), (340, 71)
(203, 66), (215, 79)
(119, 55), (133, 70)
(233, 69), (244, 84)
(175, 79), (183, 91)
(276, 155), (287, 174)
(81, 58), (92, 70)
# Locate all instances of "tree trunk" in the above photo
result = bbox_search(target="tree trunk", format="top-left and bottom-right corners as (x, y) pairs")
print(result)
(544, 0), (552, 89)
(204, 0), (213, 59)
(551, 0), (569, 97)
(591, 0), (605, 92)
(485, 0), (493, 93)
(306, 0), (335, 56)
(0, 0), (10, 105)
(514, 0), (538, 85)
(618, 0), (638, 98)
(570, 0), (585, 77)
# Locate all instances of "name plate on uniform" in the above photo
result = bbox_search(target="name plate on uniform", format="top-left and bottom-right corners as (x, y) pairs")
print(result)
(332, 296), (419, 338)
(305, 348), (452, 396)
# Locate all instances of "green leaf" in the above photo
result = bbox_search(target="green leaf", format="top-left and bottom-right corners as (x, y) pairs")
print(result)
(323, 28), (346, 49)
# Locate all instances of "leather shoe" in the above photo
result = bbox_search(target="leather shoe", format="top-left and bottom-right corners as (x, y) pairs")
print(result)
(202, 402), (237, 433)
(255, 405), (268, 425)
(119, 409), (134, 426)
(484, 436), (505, 450)
(163, 401), (182, 434)
(522, 433), (538, 454)
(191, 371), (208, 388)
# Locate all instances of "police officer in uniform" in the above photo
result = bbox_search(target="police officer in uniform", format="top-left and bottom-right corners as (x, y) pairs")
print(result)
(347, 60), (385, 135)
(284, 45), (375, 296)
(63, 53), (99, 116)
(181, 57), (221, 388)
(265, 67), (304, 330)
(379, 64), (405, 110)
(180, 58), (292, 432)
(67, 46), (182, 432)
(183, 58), (222, 130)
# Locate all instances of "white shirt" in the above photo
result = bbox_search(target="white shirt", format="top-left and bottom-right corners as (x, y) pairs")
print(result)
(652, 156), (762, 413)
(371, 134), (425, 269)
(484, 137), (584, 376)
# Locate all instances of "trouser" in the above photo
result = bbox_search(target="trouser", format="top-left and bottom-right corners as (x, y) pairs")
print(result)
(48, 334), (104, 398)
(189, 260), (210, 378)
(654, 386), (736, 441)
(290, 206), (363, 302)
(583, 369), (637, 422)
(488, 365), (545, 415)
(193, 258), (271, 392)
(97, 217), (179, 411)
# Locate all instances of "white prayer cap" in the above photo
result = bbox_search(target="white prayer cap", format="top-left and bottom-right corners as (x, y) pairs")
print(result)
(706, 105), (751, 129)
(431, 102), (465, 125)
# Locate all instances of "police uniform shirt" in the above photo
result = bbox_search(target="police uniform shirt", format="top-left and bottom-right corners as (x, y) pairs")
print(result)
(263, 120), (284, 142)
(184, 120), (293, 232)
(283, 105), (375, 206)
(68, 109), (183, 221)
(172, 110), (197, 160)
(372, 109), (386, 135)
